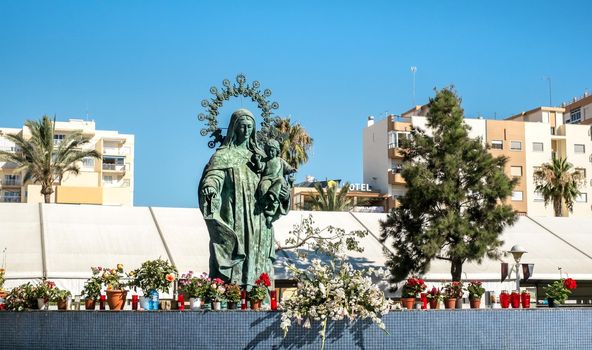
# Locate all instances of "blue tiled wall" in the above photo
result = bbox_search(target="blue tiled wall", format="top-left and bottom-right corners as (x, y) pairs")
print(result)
(0, 309), (591, 349)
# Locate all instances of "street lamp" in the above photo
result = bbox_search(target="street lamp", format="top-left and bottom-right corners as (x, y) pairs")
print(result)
(509, 245), (527, 291)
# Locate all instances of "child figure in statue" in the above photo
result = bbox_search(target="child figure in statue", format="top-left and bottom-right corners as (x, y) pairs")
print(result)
(254, 139), (296, 227)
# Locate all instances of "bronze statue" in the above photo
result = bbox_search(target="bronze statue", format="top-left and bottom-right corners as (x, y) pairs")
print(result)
(199, 109), (293, 289)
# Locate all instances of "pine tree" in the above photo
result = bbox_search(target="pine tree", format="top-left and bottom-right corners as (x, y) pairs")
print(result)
(380, 88), (517, 282)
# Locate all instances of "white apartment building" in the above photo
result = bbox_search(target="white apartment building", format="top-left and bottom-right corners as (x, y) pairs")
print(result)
(364, 105), (592, 217)
(0, 119), (134, 206)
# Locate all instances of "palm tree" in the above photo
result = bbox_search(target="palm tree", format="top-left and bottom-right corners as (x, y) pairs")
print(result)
(273, 118), (313, 169)
(309, 181), (353, 211)
(533, 155), (583, 217)
(0, 116), (101, 203)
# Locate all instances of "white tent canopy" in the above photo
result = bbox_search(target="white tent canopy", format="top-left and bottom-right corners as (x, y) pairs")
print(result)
(1, 203), (592, 295)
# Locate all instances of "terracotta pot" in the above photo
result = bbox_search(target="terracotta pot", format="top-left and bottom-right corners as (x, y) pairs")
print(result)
(444, 298), (456, 309)
(470, 298), (481, 309)
(57, 299), (68, 310)
(85, 299), (96, 310)
(106, 290), (127, 310)
(401, 297), (415, 310)
(429, 299), (440, 309)
(227, 301), (238, 310)
(250, 299), (262, 310)
(0, 291), (7, 299)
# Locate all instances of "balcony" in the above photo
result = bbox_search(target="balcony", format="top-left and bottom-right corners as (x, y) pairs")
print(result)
(1, 196), (21, 203)
(388, 171), (406, 185)
(103, 179), (130, 188)
(103, 147), (130, 156)
(102, 163), (126, 172)
(0, 179), (21, 187)
(388, 148), (404, 159)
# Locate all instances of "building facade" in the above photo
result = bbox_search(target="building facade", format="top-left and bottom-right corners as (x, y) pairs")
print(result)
(0, 119), (134, 206)
(364, 105), (592, 216)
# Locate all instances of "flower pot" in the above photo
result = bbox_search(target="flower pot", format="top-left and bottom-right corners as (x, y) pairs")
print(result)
(401, 297), (415, 310)
(510, 292), (520, 308)
(189, 297), (201, 311)
(470, 297), (481, 309)
(106, 290), (127, 310)
(57, 297), (71, 310)
(37, 298), (49, 310)
(500, 292), (510, 309)
(227, 301), (238, 310)
(146, 289), (159, 311)
(521, 293), (531, 309)
(85, 299), (96, 310)
(547, 298), (556, 308)
(429, 299), (440, 309)
(250, 299), (262, 310)
(212, 301), (221, 310)
(444, 298), (456, 309)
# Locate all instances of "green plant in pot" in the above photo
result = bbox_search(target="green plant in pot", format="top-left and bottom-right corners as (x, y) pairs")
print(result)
(400, 277), (426, 310)
(248, 273), (271, 310)
(442, 281), (464, 309)
(544, 278), (577, 307)
(225, 283), (241, 309)
(82, 270), (103, 310)
(129, 258), (177, 311)
(467, 281), (485, 309)
(179, 272), (210, 311)
(5, 282), (36, 311)
(34, 280), (57, 310)
(54, 288), (72, 310)
(426, 287), (442, 309)
(98, 264), (129, 310)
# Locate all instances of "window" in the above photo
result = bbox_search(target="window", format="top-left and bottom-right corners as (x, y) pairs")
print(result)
(53, 134), (65, 145)
(103, 175), (113, 184)
(575, 144), (586, 153)
(82, 157), (95, 168)
(533, 191), (544, 202)
(388, 131), (409, 149)
(510, 141), (522, 151)
(550, 127), (555, 135)
(576, 168), (586, 180)
(3, 174), (19, 186)
(570, 108), (582, 124)
(532, 142), (544, 152)
(491, 140), (503, 150)
(510, 166), (523, 177)
(511, 191), (523, 201)
(576, 193), (588, 203)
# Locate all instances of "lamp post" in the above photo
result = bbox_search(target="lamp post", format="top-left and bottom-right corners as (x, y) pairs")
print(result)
(509, 245), (527, 291)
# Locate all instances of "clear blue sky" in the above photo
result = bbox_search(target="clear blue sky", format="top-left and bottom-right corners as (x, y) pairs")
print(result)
(1, 1), (591, 208)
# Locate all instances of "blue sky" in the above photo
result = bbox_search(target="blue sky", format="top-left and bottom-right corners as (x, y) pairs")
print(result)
(1, 0), (591, 208)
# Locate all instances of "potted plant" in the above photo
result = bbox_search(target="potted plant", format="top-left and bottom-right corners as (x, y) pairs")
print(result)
(208, 278), (226, 310)
(54, 288), (72, 310)
(0, 267), (6, 300)
(544, 278), (577, 307)
(34, 280), (56, 310)
(442, 281), (463, 309)
(82, 268), (103, 310)
(129, 258), (177, 311)
(98, 264), (128, 310)
(248, 273), (271, 310)
(467, 281), (485, 309)
(400, 277), (426, 310)
(5, 282), (36, 311)
(179, 272), (209, 311)
(225, 283), (241, 310)
(426, 287), (442, 309)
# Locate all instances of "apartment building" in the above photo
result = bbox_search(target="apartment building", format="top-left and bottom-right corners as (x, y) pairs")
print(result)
(0, 119), (134, 206)
(363, 105), (592, 216)
(561, 91), (592, 125)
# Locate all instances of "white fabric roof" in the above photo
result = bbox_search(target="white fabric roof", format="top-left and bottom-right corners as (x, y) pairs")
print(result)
(1, 203), (592, 294)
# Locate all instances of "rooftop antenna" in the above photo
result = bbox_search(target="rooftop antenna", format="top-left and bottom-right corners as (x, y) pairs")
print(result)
(410, 66), (417, 106)
(544, 76), (552, 106)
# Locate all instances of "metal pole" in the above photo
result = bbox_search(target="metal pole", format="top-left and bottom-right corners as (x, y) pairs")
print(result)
(515, 262), (521, 291)
(545, 76), (552, 106)
(411, 66), (417, 106)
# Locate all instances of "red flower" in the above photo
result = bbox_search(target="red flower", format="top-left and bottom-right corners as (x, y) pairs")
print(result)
(564, 278), (577, 290)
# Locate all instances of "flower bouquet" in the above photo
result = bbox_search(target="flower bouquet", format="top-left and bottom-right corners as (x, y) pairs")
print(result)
(544, 278), (577, 307)
(248, 273), (271, 310)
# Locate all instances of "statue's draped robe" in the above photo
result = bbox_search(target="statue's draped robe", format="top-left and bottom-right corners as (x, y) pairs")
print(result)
(199, 145), (275, 287)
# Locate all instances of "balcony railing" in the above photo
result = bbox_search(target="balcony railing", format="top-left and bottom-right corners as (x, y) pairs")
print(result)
(0, 179), (21, 186)
(1, 196), (21, 203)
(103, 147), (129, 156)
(103, 179), (130, 188)
(0, 146), (20, 153)
(102, 164), (126, 171)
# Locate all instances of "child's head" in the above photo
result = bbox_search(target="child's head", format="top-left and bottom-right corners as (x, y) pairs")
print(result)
(265, 139), (281, 158)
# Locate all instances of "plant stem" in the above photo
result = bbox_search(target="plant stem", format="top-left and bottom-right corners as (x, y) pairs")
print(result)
(321, 319), (327, 350)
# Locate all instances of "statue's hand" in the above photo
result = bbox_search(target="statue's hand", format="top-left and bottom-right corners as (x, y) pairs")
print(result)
(202, 186), (217, 201)
(279, 184), (290, 201)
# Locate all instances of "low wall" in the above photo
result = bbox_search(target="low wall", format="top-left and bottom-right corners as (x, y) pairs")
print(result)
(1, 309), (591, 349)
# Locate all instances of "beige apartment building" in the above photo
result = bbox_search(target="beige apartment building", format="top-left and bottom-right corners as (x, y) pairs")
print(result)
(0, 119), (134, 206)
(364, 104), (592, 217)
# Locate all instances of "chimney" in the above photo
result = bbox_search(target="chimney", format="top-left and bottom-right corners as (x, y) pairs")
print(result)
(367, 115), (375, 127)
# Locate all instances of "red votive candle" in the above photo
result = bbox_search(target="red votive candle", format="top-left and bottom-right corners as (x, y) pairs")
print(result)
(510, 291), (520, 308)
(99, 294), (106, 310)
(241, 290), (247, 310)
(270, 290), (278, 311)
(500, 291), (510, 309)
(178, 294), (185, 311)
(521, 292), (530, 309)
(131, 295), (138, 310)
(420, 293), (427, 309)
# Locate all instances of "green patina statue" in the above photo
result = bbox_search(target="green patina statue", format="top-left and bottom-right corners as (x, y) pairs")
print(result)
(198, 109), (294, 289)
